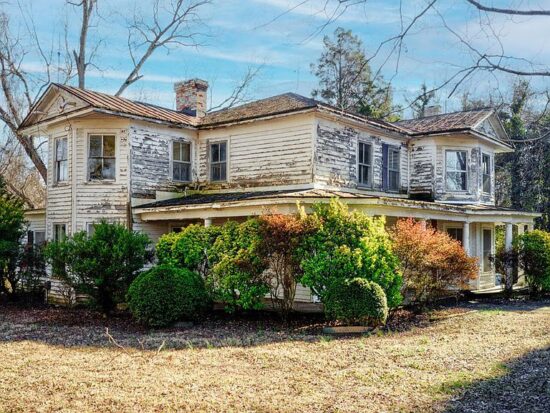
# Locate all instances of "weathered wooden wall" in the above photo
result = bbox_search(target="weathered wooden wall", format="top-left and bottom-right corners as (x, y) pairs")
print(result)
(314, 116), (409, 193)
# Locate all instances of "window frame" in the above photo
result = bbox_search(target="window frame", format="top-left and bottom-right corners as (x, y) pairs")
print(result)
(444, 224), (464, 245)
(87, 134), (117, 182)
(53, 223), (67, 242)
(387, 146), (400, 192)
(171, 140), (192, 183)
(445, 149), (469, 192)
(357, 141), (373, 188)
(482, 153), (492, 194)
(54, 137), (68, 184)
(209, 140), (228, 182)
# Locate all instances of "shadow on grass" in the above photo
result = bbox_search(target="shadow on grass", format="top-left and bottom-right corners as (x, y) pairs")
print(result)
(442, 347), (550, 413)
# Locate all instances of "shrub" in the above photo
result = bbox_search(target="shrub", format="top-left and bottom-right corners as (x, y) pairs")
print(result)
(208, 219), (269, 313)
(44, 221), (152, 314)
(390, 218), (478, 307)
(324, 278), (388, 326)
(127, 265), (210, 327)
(517, 230), (550, 295)
(257, 213), (317, 318)
(0, 177), (26, 296)
(297, 199), (403, 309)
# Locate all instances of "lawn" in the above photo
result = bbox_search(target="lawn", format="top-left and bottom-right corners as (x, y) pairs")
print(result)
(0, 300), (549, 413)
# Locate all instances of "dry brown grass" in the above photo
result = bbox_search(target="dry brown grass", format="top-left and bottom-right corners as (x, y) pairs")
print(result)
(1, 302), (549, 413)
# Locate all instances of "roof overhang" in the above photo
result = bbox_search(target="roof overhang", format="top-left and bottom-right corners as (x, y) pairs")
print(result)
(134, 192), (539, 224)
(410, 128), (513, 152)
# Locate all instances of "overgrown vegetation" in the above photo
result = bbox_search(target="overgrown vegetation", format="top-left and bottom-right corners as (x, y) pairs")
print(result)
(298, 199), (403, 309)
(517, 230), (550, 296)
(44, 221), (152, 314)
(127, 264), (210, 327)
(390, 218), (478, 307)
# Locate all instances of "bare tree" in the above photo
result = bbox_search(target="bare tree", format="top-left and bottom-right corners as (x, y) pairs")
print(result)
(68, 0), (97, 89)
(116, 0), (211, 96)
(208, 65), (263, 111)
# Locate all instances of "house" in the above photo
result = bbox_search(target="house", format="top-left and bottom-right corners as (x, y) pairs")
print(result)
(18, 79), (539, 302)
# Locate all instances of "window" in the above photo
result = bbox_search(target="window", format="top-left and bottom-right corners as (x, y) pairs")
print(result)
(210, 142), (227, 182)
(446, 150), (468, 191)
(34, 231), (46, 245)
(388, 147), (400, 191)
(53, 224), (66, 242)
(55, 138), (68, 183)
(482, 153), (491, 193)
(446, 227), (463, 245)
(482, 228), (492, 272)
(172, 141), (191, 182)
(87, 223), (96, 236)
(88, 135), (116, 180)
(358, 142), (372, 186)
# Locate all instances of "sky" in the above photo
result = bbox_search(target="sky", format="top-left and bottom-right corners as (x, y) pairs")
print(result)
(4, 0), (550, 118)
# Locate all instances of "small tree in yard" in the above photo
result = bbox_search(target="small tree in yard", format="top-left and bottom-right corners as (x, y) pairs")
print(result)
(44, 221), (151, 314)
(0, 176), (26, 297)
(258, 213), (316, 318)
(517, 230), (550, 296)
(390, 218), (478, 307)
(297, 199), (403, 309)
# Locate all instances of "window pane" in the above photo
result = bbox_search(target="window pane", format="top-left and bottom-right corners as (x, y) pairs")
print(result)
(56, 139), (67, 160)
(58, 160), (67, 182)
(89, 135), (102, 157)
(88, 158), (103, 180)
(446, 151), (467, 171)
(446, 171), (467, 191)
(219, 162), (227, 181)
(389, 149), (399, 170)
(181, 143), (191, 162)
(359, 165), (370, 185)
(173, 142), (181, 161)
(103, 135), (115, 157)
(211, 164), (221, 181)
(389, 170), (399, 190)
(219, 142), (227, 162)
(34, 231), (45, 245)
(211, 143), (219, 162)
(482, 155), (490, 175)
(102, 158), (116, 179)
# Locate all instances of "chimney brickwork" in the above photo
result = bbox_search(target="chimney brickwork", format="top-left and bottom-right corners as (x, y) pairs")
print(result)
(174, 79), (208, 117)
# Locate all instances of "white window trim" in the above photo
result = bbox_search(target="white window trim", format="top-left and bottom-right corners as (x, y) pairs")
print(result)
(170, 140), (193, 183)
(444, 148), (469, 192)
(443, 223), (464, 243)
(86, 133), (118, 182)
(209, 139), (229, 182)
(387, 145), (401, 192)
(357, 140), (374, 188)
(54, 137), (68, 185)
(481, 152), (492, 195)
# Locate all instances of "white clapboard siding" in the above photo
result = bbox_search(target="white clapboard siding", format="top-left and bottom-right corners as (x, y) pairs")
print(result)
(198, 115), (314, 187)
(409, 141), (436, 196)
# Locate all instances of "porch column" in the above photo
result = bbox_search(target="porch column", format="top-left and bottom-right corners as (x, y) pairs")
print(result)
(526, 223), (534, 232)
(204, 218), (213, 227)
(505, 222), (514, 251)
(462, 221), (470, 255)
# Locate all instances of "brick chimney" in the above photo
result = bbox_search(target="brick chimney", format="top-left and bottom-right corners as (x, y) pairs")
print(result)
(174, 79), (208, 117)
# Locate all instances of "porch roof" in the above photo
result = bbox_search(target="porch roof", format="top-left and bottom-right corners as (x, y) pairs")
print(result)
(133, 189), (540, 224)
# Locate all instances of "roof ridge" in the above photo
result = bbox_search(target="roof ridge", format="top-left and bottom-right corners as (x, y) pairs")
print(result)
(397, 107), (494, 123)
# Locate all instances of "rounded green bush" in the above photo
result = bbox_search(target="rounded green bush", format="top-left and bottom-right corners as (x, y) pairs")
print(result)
(324, 278), (388, 326)
(127, 265), (210, 327)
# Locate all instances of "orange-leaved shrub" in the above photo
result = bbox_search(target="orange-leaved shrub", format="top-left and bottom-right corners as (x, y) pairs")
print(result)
(390, 218), (478, 306)
(258, 213), (317, 318)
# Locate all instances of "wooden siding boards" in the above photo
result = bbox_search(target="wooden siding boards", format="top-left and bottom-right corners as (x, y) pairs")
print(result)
(314, 118), (409, 193)
(198, 115), (314, 189)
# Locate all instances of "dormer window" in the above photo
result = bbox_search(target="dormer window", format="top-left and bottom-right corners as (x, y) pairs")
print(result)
(172, 141), (191, 182)
(482, 153), (491, 193)
(445, 150), (467, 191)
(357, 141), (372, 186)
(88, 135), (116, 181)
(55, 137), (68, 183)
(210, 141), (227, 182)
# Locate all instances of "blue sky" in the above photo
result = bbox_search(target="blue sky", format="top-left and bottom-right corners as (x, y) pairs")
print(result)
(6, 0), (550, 117)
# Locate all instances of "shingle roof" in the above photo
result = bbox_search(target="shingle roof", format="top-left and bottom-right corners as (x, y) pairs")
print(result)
(53, 83), (198, 126)
(396, 108), (493, 135)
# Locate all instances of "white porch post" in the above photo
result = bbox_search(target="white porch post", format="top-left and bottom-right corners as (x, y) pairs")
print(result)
(505, 222), (514, 251)
(204, 218), (213, 227)
(462, 221), (470, 256)
(526, 223), (534, 232)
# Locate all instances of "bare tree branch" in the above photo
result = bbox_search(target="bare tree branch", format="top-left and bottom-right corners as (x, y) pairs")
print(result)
(465, 0), (550, 16)
(68, 0), (96, 88)
(208, 65), (263, 111)
(115, 0), (211, 96)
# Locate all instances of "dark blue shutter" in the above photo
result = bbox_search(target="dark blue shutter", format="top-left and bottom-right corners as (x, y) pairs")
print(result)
(382, 143), (389, 191)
